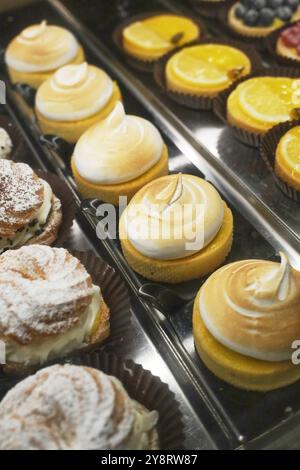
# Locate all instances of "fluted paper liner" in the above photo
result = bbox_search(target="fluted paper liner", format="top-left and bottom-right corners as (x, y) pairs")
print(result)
(154, 38), (262, 111)
(213, 66), (300, 147)
(188, 0), (229, 19)
(0, 251), (132, 376)
(36, 170), (76, 248)
(265, 21), (300, 68)
(260, 120), (300, 202)
(112, 11), (205, 74)
(0, 115), (25, 161)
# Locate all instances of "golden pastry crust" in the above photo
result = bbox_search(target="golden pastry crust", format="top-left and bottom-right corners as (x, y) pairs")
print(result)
(35, 81), (122, 143)
(7, 46), (85, 90)
(119, 204), (233, 283)
(71, 144), (169, 205)
(193, 288), (300, 391)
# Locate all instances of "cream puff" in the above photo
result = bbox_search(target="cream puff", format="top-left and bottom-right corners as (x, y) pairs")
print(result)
(119, 174), (233, 283)
(0, 364), (159, 450)
(35, 62), (122, 143)
(0, 128), (13, 159)
(193, 252), (300, 391)
(0, 160), (62, 253)
(0, 246), (110, 367)
(5, 21), (85, 89)
(71, 102), (168, 204)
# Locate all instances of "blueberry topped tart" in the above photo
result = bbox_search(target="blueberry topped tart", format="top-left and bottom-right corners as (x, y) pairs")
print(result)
(228, 0), (300, 37)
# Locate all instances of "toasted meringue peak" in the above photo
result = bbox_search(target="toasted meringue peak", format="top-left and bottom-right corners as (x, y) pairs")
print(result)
(5, 22), (79, 73)
(122, 174), (224, 260)
(72, 102), (164, 184)
(36, 63), (114, 121)
(200, 254), (300, 362)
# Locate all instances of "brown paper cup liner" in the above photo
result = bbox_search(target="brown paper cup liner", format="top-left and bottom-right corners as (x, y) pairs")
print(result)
(265, 21), (300, 68)
(260, 120), (300, 202)
(0, 351), (184, 450)
(218, 0), (283, 49)
(188, 0), (229, 19)
(0, 251), (132, 377)
(213, 66), (300, 147)
(36, 170), (76, 247)
(112, 11), (205, 73)
(154, 38), (262, 111)
(0, 115), (26, 161)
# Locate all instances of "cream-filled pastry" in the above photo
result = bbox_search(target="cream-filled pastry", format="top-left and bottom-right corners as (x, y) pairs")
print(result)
(0, 246), (110, 367)
(193, 253), (300, 391)
(120, 174), (233, 283)
(0, 364), (159, 450)
(35, 62), (122, 143)
(71, 102), (168, 204)
(0, 128), (13, 159)
(5, 21), (85, 89)
(0, 160), (62, 253)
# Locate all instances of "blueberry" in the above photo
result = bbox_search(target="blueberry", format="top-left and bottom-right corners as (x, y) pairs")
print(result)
(286, 0), (299, 12)
(244, 8), (259, 24)
(276, 5), (293, 20)
(267, 0), (283, 7)
(236, 4), (247, 18)
(252, 0), (267, 8)
(259, 7), (276, 24)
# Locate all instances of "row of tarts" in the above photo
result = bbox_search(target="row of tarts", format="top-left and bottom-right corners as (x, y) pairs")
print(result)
(0, 12), (300, 449)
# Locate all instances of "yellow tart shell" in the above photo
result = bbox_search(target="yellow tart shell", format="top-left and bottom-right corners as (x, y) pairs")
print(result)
(71, 144), (169, 205)
(119, 203), (233, 283)
(36, 81), (122, 144)
(193, 288), (300, 391)
(7, 46), (85, 90)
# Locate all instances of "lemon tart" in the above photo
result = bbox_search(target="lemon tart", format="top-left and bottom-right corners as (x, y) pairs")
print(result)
(193, 252), (300, 391)
(166, 43), (252, 98)
(35, 63), (122, 144)
(119, 174), (233, 283)
(227, 0), (300, 38)
(5, 21), (85, 89)
(227, 76), (299, 135)
(122, 14), (200, 63)
(71, 102), (168, 205)
(275, 125), (300, 190)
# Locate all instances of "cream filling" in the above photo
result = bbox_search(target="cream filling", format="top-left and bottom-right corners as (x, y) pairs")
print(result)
(0, 128), (13, 159)
(124, 403), (159, 450)
(5, 287), (101, 365)
(0, 180), (53, 253)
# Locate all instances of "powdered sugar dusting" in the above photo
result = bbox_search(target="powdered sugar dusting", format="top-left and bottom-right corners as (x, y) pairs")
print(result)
(0, 246), (95, 343)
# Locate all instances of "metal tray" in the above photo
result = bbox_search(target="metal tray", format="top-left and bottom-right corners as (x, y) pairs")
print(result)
(0, 0), (300, 449)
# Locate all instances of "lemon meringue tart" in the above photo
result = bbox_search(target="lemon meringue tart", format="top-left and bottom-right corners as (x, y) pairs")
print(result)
(227, 76), (299, 135)
(0, 364), (159, 450)
(0, 246), (110, 367)
(35, 62), (122, 143)
(193, 252), (300, 391)
(119, 174), (233, 283)
(122, 14), (200, 63)
(166, 43), (252, 98)
(71, 102), (168, 205)
(5, 21), (85, 89)
(0, 160), (62, 254)
(275, 125), (300, 191)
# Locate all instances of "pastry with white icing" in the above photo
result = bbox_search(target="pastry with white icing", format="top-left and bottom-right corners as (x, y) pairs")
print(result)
(71, 102), (169, 204)
(0, 246), (110, 367)
(0, 364), (158, 450)
(0, 159), (62, 253)
(193, 252), (300, 391)
(5, 21), (85, 89)
(35, 62), (122, 143)
(119, 173), (233, 283)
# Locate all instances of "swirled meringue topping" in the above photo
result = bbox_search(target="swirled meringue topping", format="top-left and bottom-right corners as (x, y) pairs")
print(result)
(5, 21), (79, 73)
(35, 63), (113, 121)
(122, 174), (224, 260)
(73, 102), (164, 184)
(200, 253), (300, 362)
(0, 364), (159, 450)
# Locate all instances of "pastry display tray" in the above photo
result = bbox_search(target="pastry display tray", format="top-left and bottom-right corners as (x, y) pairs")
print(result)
(1, 0), (300, 450)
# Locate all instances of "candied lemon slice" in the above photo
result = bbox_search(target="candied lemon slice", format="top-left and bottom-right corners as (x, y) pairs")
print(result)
(123, 22), (170, 52)
(277, 126), (300, 177)
(238, 77), (295, 124)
